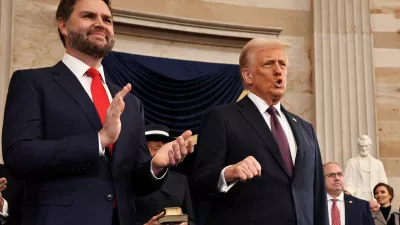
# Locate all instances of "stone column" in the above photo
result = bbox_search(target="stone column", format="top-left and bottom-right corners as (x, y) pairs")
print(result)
(0, 0), (14, 162)
(313, 0), (377, 167)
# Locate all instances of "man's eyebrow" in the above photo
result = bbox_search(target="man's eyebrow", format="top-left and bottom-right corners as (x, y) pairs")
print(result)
(79, 11), (112, 18)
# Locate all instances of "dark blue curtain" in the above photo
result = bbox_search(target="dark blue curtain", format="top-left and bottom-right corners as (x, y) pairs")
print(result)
(103, 51), (243, 136)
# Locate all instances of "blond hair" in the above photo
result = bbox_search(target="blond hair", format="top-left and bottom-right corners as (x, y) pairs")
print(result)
(239, 38), (290, 72)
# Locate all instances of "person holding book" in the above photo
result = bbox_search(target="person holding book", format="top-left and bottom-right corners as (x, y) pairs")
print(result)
(135, 124), (195, 225)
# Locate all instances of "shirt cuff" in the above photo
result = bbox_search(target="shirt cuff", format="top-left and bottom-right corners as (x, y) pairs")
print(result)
(150, 159), (168, 180)
(98, 134), (105, 156)
(0, 198), (9, 217)
(218, 166), (238, 193)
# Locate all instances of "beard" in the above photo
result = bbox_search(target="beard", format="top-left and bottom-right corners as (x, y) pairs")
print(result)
(68, 26), (115, 58)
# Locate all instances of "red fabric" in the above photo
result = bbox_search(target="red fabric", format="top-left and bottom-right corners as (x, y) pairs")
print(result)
(86, 68), (114, 155)
(87, 68), (117, 208)
(331, 199), (341, 225)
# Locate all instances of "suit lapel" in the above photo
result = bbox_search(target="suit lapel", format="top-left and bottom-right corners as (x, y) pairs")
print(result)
(51, 61), (102, 131)
(373, 210), (387, 224)
(106, 79), (119, 98)
(344, 194), (353, 225)
(106, 81), (128, 163)
(237, 96), (291, 177)
(280, 107), (303, 177)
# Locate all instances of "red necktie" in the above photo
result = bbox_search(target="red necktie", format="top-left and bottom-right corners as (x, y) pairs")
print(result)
(86, 68), (114, 155)
(267, 106), (293, 175)
(86, 68), (117, 208)
(331, 199), (341, 225)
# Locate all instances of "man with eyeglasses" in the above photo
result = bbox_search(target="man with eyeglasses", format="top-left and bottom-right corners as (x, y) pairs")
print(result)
(324, 162), (374, 225)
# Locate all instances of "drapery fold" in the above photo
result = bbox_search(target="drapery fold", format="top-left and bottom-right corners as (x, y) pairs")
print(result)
(103, 51), (243, 136)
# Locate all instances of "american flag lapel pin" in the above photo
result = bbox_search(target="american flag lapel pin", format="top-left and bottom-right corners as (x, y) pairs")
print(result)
(349, 201), (353, 204)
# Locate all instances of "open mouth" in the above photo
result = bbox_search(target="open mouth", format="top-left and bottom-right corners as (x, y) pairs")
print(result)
(274, 79), (283, 88)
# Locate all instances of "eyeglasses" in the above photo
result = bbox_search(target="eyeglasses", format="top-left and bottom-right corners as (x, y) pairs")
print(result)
(325, 172), (345, 178)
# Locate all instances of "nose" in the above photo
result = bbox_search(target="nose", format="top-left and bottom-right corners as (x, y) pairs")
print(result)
(273, 60), (282, 76)
(93, 16), (106, 28)
(273, 62), (282, 75)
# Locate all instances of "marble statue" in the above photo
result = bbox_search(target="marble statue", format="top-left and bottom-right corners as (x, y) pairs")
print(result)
(344, 135), (388, 201)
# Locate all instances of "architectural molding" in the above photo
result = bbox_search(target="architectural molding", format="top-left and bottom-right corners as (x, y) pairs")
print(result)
(112, 8), (282, 48)
(313, 0), (378, 167)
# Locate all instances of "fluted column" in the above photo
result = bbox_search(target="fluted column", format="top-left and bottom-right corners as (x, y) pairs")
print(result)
(0, 0), (14, 162)
(313, 0), (377, 167)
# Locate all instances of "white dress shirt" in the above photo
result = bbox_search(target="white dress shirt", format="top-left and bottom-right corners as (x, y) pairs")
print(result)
(62, 53), (111, 156)
(327, 192), (346, 225)
(62, 53), (166, 179)
(218, 91), (298, 192)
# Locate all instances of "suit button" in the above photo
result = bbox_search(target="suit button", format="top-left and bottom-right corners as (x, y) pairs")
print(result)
(292, 185), (295, 191)
(106, 194), (113, 201)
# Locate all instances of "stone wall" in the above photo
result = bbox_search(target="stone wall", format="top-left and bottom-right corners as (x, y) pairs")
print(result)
(371, 0), (400, 209)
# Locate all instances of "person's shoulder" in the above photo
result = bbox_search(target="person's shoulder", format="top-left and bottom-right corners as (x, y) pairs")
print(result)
(282, 107), (314, 132)
(348, 156), (359, 163)
(12, 64), (58, 81)
(370, 156), (384, 164)
(201, 100), (240, 119)
(345, 194), (368, 205)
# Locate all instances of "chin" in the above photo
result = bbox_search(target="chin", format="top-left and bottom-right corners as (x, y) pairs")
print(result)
(271, 93), (284, 101)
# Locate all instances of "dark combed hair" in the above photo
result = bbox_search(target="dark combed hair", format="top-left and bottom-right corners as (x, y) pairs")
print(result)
(55, 0), (112, 47)
(373, 182), (395, 203)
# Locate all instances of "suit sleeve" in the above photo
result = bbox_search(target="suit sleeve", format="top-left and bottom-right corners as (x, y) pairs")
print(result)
(310, 125), (329, 225)
(182, 176), (196, 225)
(2, 71), (101, 180)
(193, 108), (227, 200)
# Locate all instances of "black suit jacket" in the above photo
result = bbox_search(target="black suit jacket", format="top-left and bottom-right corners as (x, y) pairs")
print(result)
(2, 62), (162, 225)
(134, 171), (196, 225)
(193, 96), (328, 225)
(0, 164), (24, 225)
(344, 194), (374, 225)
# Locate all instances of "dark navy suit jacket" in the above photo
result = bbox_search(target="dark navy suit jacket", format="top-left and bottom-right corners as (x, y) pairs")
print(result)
(193, 96), (328, 225)
(344, 194), (374, 225)
(2, 62), (161, 225)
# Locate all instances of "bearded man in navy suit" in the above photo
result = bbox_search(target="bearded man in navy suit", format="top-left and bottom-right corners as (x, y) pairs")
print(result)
(1, 0), (194, 225)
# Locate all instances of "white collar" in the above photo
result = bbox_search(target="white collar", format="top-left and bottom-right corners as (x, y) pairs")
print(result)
(62, 53), (106, 83)
(327, 191), (344, 202)
(247, 91), (282, 117)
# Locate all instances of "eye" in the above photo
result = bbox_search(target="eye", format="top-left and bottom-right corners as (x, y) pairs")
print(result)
(104, 18), (113, 24)
(279, 61), (287, 67)
(263, 61), (273, 67)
